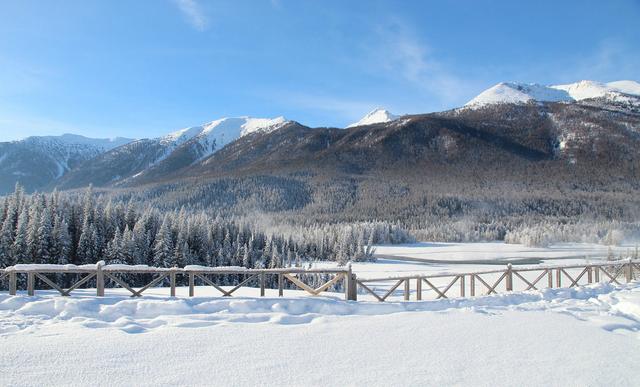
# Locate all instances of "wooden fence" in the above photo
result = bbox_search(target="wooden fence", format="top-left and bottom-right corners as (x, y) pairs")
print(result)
(356, 259), (640, 301)
(0, 263), (357, 300)
(0, 259), (638, 302)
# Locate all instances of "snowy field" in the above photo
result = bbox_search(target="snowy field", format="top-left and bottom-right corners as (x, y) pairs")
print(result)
(1, 283), (640, 386)
(2, 242), (640, 386)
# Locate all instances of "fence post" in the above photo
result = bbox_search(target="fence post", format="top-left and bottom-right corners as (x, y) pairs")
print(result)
(348, 272), (358, 301)
(170, 269), (176, 297)
(547, 269), (553, 288)
(416, 277), (422, 300)
(556, 268), (562, 288)
(459, 275), (465, 297)
(404, 279), (410, 301)
(188, 273), (195, 297)
(9, 271), (16, 295)
(506, 264), (513, 291)
(27, 272), (35, 296)
(345, 264), (357, 301)
(625, 258), (633, 283)
(96, 261), (105, 297)
(587, 266), (593, 283)
(594, 266), (600, 282)
(278, 273), (284, 297)
(260, 272), (266, 297)
(470, 274), (475, 296)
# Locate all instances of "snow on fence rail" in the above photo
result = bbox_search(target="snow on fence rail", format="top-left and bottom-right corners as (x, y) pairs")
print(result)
(0, 259), (638, 301)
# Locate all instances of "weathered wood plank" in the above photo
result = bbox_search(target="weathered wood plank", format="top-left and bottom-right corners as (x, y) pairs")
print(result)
(27, 272), (35, 296)
(283, 274), (318, 295)
(105, 273), (140, 297)
(422, 278), (446, 299)
(226, 274), (259, 296)
(189, 273), (195, 297)
(313, 273), (345, 294)
(381, 279), (405, 301)
(170, 271), (176, 297)
(355, 280), (384, 302)
(65, 273), (96, 294)
(194, 274), (231, 296)
(9, 272), (17, 295)
(35, 273), (68, 296)
(404, 279), (410, 301)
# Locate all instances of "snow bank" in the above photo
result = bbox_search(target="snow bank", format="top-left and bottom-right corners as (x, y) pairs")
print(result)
(0, 281), (637, 335)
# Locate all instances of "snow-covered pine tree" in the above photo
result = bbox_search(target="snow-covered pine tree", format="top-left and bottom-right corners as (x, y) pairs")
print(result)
(52, 216), (71, 265)
(11, 207), (29, 265)
(153, 215), (174, 268)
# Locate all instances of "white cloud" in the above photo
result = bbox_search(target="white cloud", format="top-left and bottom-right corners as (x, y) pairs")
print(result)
(173, 0), (208, 31)
(365, 19), (478, 107)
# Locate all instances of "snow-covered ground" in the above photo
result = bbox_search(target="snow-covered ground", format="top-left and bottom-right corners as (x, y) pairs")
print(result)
(1, 283), (640, 386)
(2, 242), (640, 385)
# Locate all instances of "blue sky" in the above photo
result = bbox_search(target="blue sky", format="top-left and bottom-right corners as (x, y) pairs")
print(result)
(1, 0), (639, 141)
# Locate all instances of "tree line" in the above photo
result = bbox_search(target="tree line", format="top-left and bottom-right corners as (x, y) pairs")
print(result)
(0, 184), (414, 272)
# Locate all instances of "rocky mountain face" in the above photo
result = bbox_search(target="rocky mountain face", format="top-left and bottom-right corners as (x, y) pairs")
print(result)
(0, 134), (132, 194)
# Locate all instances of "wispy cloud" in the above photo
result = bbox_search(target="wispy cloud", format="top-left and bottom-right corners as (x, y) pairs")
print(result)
(364, 18), (479, 107)
(173, 0), (208, 31)
(571, 40), (640, 82)
(270, 91), (379, 124)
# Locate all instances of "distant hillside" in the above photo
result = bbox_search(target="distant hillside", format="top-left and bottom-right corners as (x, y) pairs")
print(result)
(0, 134), (132, 194)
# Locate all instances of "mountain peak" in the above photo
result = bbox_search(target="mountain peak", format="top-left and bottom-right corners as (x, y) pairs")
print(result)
(466, 79), (640, 107)
(347, 108), (399, 128)
(162, 116), (289, 146)
(465, 82), (572, 106)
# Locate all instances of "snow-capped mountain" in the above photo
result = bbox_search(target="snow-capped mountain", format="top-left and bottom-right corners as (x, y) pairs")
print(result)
(0, 134), (132, 194)
(159, 116), (288, 160)
(466, 80), (640, 107)
(54, 116), (290, 189)
(347, 108), (399, 128)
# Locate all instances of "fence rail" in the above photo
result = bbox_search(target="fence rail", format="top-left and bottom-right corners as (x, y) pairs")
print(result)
(0, 262), (356, 300)
(0, 259), (638, 302)
(356, 259), (640, 301)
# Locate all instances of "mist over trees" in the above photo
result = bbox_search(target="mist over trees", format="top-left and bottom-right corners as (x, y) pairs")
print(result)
(97, 170), (640, 248)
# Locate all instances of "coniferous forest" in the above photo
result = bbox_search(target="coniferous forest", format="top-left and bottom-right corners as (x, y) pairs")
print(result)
(0, 184), (413, 272)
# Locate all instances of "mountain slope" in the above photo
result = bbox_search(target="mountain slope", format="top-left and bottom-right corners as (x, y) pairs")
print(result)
(176, 101), (640, 184)
(54, 116), (289, 189)
(0, 134), (132, 194)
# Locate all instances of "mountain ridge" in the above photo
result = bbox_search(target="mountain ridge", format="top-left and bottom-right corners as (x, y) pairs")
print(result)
(466, 79), (640, 107)
(2, 78), (639, 194)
